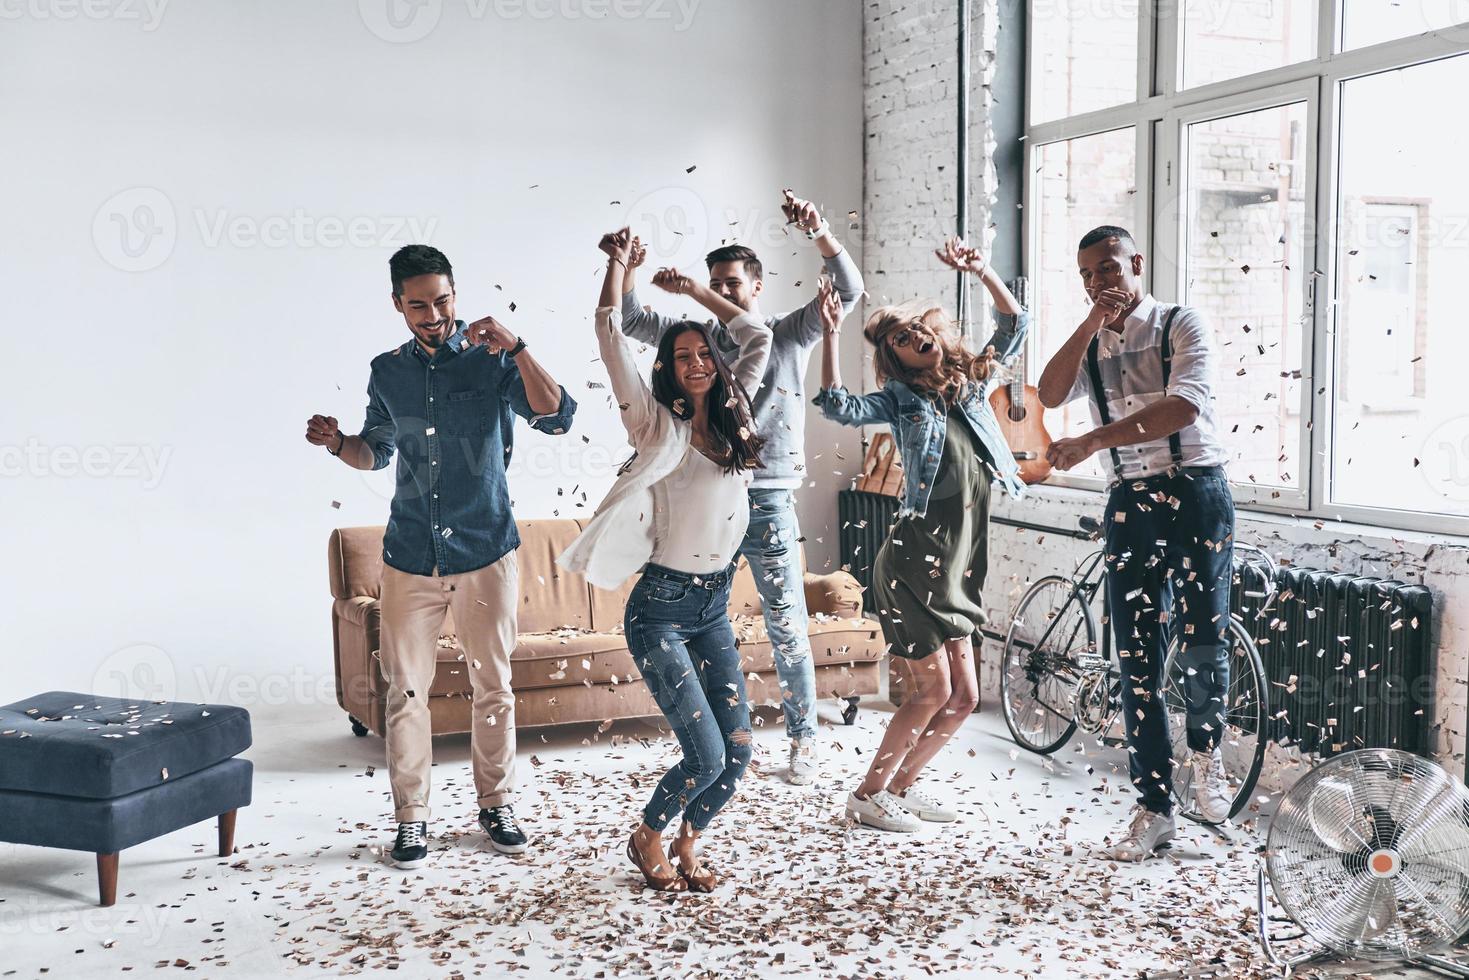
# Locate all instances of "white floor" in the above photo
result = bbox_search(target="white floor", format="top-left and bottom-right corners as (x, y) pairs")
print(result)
(0, 699), (1446, 979)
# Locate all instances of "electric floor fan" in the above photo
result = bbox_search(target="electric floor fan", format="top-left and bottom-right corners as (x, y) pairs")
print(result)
(1258, 747), (1469, 976)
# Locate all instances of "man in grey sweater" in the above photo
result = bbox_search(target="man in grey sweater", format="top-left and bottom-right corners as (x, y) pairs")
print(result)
(620, 190), (865, 784)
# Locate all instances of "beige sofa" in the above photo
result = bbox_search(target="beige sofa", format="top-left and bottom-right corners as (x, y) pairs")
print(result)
(328, 520), (887, 737)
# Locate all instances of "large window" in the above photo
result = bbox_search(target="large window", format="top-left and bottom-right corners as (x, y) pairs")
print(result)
(1031, 128), (1141, 480)
(1332, 53), (1469, 518)
(1024, 0), (1469, 533)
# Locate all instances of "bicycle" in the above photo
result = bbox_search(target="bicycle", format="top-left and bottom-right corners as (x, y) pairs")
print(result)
(998, 515), (1277, 824)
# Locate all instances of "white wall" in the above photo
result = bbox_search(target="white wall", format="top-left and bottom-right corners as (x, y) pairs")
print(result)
(0, 0), (863, 706)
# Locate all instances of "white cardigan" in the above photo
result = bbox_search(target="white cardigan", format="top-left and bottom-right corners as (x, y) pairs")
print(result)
(556, 306), (773, 590)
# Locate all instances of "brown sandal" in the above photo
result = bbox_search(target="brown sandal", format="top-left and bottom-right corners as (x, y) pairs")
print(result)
(627, 833), (686, 892)
(668, 842), (718, 893)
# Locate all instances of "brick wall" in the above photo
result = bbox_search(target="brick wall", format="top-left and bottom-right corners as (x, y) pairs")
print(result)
(862, 0), (998, 316)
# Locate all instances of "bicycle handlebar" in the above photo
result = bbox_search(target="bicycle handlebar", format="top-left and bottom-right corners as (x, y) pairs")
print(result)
(1233, 543), (1279, 595)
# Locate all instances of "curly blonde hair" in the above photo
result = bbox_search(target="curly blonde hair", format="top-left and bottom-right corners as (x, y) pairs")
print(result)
(862, 303), (995, 408)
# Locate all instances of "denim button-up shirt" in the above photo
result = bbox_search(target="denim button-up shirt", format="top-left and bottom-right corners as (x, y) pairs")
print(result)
(359, 321), (577, 576)
(814, 310), (1029, 517)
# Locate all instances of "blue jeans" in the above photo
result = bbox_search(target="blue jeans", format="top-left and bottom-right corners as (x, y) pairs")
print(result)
(1103, 467), (1235, 815)
(739, 489), (818, 740)
(625, 562), (753, 832)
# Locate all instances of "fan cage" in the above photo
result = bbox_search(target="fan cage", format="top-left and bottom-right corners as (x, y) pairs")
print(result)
(1264, 748), (1469, 962)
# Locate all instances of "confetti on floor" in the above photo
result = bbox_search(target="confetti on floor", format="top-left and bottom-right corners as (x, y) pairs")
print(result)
(2, 702), (1454, 979)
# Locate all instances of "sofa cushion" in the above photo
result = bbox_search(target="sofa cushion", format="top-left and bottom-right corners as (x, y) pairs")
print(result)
(511, 519), (596, 633)
(0, 692), (252, 800)
(729, 616), (889, 667)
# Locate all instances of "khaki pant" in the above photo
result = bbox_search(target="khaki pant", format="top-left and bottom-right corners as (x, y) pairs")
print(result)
(379, 552), (518, 822)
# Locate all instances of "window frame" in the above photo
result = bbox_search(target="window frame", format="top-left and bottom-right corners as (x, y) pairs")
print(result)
(1021, 0), (1469, 535)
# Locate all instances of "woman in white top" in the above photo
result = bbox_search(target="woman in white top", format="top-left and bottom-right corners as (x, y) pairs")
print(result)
(559, 228), (772, 892)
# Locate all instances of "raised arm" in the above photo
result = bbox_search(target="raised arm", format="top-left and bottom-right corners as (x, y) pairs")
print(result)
(776, 191), (866, 347)
(1036, 289), (1126, 409)
(649, 267), (748, 327)
(726, 311), (773, 397)
(462, 313), (573, 429)
(1046, 307), (1213, 471)
(619, 236), (687, 346)
(934, 238), (1029, 364)
(596, 228), (656, 439)
(812, 281), (897, 429)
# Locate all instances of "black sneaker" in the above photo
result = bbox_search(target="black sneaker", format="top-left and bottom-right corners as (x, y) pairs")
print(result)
(479, 805), (529, 854)
(391, 821), (428, 870)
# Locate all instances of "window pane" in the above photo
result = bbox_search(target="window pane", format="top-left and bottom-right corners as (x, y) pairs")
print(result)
(1029, 0), (1139, 124)
(1033, 128), (1139, 480)
(1181, 102), (1309, 491)
(1181, 0), (1316, 89)
(1332, 54), (1469, 517)
(1341, 0), (1469, 50)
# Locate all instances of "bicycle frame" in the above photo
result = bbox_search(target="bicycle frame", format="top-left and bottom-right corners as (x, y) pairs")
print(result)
(1014, 540), (1278, 740)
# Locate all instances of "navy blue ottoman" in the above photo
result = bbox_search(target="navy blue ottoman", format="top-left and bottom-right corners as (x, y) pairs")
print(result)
(0, 691), (253, 906)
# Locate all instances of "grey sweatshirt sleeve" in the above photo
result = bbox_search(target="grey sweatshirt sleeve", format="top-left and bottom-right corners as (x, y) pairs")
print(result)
(773, 247), (866, 349)
(619, 286), (684, 346)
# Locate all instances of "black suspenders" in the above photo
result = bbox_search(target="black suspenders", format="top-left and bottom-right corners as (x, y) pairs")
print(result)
(1086, 305), (1184, 481)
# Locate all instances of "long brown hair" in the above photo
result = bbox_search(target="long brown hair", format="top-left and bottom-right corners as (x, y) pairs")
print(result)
(650, 321), (765, 472)
(863, 303), (995, 408)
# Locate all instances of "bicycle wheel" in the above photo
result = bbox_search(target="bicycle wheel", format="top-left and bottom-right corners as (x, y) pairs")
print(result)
(1162, 616), (1269, 823)
(1000, 575), (1097, 755)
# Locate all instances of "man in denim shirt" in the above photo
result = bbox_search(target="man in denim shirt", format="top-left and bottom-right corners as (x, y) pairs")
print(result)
(619, 190), (864, 785)
(305, 245), (575, 868)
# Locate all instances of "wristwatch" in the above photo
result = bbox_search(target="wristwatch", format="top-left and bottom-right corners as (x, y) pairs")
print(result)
(507, 337), (527, 358)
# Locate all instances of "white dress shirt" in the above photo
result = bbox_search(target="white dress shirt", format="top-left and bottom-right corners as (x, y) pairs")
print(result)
(1063, 294), (1227, 479)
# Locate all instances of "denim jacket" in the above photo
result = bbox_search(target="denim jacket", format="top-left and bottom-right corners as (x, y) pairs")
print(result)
(813, 310), (1029, 517)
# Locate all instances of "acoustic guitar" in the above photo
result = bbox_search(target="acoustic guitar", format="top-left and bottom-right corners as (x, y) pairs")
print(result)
(987, 279), (1053, 484)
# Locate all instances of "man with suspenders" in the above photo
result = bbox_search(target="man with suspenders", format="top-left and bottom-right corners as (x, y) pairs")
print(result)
(1037, 225), (1235, 861)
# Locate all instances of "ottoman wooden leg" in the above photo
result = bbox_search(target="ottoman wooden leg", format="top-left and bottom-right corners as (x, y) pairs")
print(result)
(218, 809), (237, 857)
(97, 852), (118, 907)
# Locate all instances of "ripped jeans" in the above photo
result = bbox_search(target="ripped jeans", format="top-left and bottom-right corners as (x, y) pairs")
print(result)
(739, 489), (817, 740)
(625, 562), (753, 832)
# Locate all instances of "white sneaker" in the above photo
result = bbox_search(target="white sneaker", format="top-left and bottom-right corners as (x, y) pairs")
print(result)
(1190, 748), (1233, 824)
(846, 790), (922, 833)
(1102, 806), (1176, 862)
(786, 737), (818, 786)
(891, 786), (958, 823)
